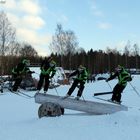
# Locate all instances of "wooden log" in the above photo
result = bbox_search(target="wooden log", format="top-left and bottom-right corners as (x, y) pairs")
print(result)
(38, 102), (63, 118)
(35, 93), (128, 115)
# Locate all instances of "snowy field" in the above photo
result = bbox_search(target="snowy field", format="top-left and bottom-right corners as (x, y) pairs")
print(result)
(0, 75), (140, 140)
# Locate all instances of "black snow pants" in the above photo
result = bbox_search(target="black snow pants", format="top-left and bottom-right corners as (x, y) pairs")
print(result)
(37, 73), (50, 92)
(12, 75), (22, 91)
(67, 79), (85, 97)
(111, 83), (125, 102)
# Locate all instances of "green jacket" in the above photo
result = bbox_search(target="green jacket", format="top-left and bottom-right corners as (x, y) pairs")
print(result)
(12, 62), (30, 75)
(69, 67), (88, 83)
(41, 60), (56, 77)
(41, 67), (56, 77)
(108, 67), (132, 86)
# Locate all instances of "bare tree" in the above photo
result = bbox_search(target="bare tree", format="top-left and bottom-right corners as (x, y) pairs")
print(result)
(63, 30), (78, 69)
(0, 11), (16, 56)
(0, 11), (16, 74)
(9, 42), (21, 56)
(49, 24), (65, 66)
(133, 43), (139, 70)
(77, 47), (85, 53)
(19, 43), (38, 57)
(63, 31), (78, 54)
(49, 24), (79, 67)
(124, 40), (131, 68)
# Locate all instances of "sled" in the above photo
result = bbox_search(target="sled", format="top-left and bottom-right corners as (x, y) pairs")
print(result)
(34, 93), (128, 117)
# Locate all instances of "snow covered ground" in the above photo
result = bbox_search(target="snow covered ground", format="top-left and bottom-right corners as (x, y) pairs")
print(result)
(0, 75), (140, 140)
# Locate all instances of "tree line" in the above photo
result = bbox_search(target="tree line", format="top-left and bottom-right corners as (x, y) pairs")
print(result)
(0, 11), (140, 75)
(51, 47), (140, 74)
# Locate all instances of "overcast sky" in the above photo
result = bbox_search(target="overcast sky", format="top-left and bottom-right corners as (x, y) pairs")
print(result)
(0, 0), (140, 56)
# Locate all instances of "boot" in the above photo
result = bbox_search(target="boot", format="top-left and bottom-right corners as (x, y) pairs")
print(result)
(63, 94), (70, 99)
(36, 90), (40, 94)
(113, 100), (121, 104)
(75, 96), (80, 100)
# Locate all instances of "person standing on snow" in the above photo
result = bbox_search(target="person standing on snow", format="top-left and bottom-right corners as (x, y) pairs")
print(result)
(11, 59), (34, 92)
(106, 65), (132, 103)
(64, 65), (88, 100)
(36, 56), (56, 94)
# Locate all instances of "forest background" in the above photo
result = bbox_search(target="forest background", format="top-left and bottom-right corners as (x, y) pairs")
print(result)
(0, 11), (140, 75)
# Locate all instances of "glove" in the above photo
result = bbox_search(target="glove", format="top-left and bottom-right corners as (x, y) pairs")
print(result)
(68, 74), (71, 79)
(127, 77), (132, 82)
(49, 78), (53, 83)
(77, 84), (80, 88)
(28, 71), (35, 74)
(31, 71), (35, 73)
(49, 75), (53, 79)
